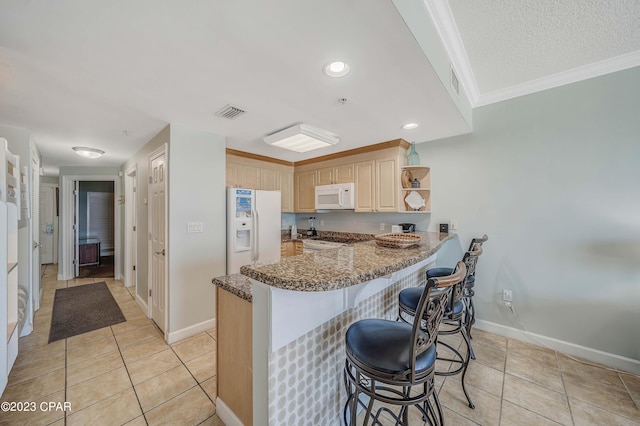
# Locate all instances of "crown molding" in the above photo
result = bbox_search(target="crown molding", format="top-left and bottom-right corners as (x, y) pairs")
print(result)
(474, 50), (640, 107)
(422, 0), (640, 108)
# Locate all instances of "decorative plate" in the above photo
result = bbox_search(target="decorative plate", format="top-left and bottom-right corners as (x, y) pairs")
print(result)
(404, 191), (426, 210)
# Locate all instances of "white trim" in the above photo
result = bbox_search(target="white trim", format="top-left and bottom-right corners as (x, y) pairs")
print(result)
(474, 50), (640, 106)
(123, 165), (137, 288)
(135, 293), (148, 316)
(422, 0), (480, 105)
(215, 397), (245, 426)
(147, 144), (168, 336)
(420, 1), (640, 108)
(60, 175), (122, 281)
(166, 318), (216, 345)
(474, 320), (640, 375)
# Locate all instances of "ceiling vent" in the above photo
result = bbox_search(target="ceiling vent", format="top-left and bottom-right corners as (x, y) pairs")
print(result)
(215, 104), (246, 120)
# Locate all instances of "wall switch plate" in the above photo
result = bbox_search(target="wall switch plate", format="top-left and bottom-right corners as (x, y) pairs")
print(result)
(187, 222), (203, 233)
(379, 223), (385, 231)
(450, 220), (458, 230)
(502, 289), (513, 303)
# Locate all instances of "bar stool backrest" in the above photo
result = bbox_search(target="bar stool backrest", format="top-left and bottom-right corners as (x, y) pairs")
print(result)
(405, 261), (466, 382)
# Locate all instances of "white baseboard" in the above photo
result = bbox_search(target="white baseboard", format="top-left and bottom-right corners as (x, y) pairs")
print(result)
(216, 397), (244, 426)
(474, 319), (640, 375)
(167, 318), (216, 345)
(135, 294), (148, 316)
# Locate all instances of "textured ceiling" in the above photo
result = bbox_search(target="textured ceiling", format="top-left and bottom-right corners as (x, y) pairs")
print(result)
(449, 0), (640, 94)
(0, 0), (471, 174)
(432, 0), (640, 104)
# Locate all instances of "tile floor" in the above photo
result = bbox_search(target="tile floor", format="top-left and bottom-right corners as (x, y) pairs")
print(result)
(0, 265), (223, 426)
(2, 265), (640, 425)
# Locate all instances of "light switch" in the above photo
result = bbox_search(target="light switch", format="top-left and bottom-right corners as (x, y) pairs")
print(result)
(187, 222), (203, 233)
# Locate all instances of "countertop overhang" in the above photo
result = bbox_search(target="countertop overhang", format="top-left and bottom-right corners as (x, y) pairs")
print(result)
(212, 232), (454, 300)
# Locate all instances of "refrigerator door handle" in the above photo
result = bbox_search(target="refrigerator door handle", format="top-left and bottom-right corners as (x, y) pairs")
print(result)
(250, 209), (256, 263)
(254, 207), (260, 262)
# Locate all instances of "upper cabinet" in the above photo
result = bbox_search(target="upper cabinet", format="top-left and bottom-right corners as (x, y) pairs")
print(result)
(316, 163), (354, 185)
(226, 151), (295, 213)
(294, 169), (316, 212)
(226, 139), (428, 214)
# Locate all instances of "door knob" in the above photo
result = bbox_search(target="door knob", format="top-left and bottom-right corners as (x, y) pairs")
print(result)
(155, 249), (166, 256)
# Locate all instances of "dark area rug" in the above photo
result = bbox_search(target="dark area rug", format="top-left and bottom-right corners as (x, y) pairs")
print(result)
(49, 281), (126, 343)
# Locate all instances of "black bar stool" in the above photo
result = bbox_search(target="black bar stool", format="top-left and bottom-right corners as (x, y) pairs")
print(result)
(343, 262), (466, 425)
(427, 235), (488, 346)
(399, 245), (482, 409)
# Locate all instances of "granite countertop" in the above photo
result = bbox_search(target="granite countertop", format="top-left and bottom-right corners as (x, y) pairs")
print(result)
(212, 273), (253, 303)
(280, 230), (375, 243)
(240, 232), (453, 292)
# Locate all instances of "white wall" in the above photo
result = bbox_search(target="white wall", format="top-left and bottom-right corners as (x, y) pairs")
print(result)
(121, 126), (169, 302)
(414, 67), (640, 366)
(168, 124), (226, 335)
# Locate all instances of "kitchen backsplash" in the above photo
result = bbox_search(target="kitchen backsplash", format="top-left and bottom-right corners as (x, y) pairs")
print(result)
(286, 211), (431, 234)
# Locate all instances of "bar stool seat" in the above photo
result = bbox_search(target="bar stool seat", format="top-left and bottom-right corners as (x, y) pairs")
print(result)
(343, 262), (466, 425)
(346, 319), (437, 375)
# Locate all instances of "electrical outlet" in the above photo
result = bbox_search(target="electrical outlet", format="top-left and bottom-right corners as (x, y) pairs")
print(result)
(379, 223), (385, 231)
(502, 289), (513, 303)
(450, 220), (458, 230)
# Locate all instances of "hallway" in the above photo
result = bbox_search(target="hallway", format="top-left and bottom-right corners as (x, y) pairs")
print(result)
(0, 265), (222, 425)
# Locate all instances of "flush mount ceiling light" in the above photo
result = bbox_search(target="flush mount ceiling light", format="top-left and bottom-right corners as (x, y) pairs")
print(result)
(324, 61), (350, 77)
(72, 146), (105, 159)
(263, 124), (340, 153)
(402, 123), (419, 130)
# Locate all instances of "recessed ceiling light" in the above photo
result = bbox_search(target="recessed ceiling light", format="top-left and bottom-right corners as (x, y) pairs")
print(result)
(402, 123), (419, 130)
(324, 61), (350, 77)
(72, 147), (105, 159)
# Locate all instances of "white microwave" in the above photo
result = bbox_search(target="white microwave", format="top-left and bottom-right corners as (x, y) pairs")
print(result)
(315, 183), (355, 210)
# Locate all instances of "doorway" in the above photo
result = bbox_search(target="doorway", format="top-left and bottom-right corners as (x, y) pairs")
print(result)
(77, 181), (115, 279)
(39, 185), (58, 265)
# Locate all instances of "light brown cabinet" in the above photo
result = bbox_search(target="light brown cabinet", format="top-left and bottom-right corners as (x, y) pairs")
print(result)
(227, 139), (422, 214)
(281, 240), (303, 257)
(316, 163), (354, 185)
(375, 157), (398, 212)
(278, 170), (294, 213)
(226, 153), (295, 212)
(354, 160), (375, 212)
(260, 168), (278, 190)
(295, 170), (316, 212)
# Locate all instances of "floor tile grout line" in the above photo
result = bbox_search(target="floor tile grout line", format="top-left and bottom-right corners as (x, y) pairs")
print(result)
(168, 340), (218, 407)
(111, 325), (149, 426)
(556, 349), (576, 425)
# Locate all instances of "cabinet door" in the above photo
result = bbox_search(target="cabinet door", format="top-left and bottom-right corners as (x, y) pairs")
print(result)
(226, 162), (239, 187)
(295, 170), (316, 212)
(238, 165), (260, 189)
(354, 160), (375, 212)
(334, 163), (354, 183)
(294, 240), (303, 255)
(375, 158), (397, 212)
(278, 170), (294, 213)
(316, 167), (333, 186)
(260, 168), (278, 190)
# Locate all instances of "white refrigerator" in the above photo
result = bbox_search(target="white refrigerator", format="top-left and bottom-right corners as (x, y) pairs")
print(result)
(227, 188), (281, 274)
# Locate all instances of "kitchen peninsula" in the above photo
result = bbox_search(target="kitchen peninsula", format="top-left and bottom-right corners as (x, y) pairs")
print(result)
(213, 231), (454, 425)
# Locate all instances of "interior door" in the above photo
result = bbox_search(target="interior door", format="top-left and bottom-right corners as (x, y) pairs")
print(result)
(149, 149), (166, 332)
(39, 187), (54, 264)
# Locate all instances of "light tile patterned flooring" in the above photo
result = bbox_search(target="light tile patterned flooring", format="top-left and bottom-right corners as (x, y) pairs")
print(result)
(0, 265), (222, 426)
(2, 265), (640, 425)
